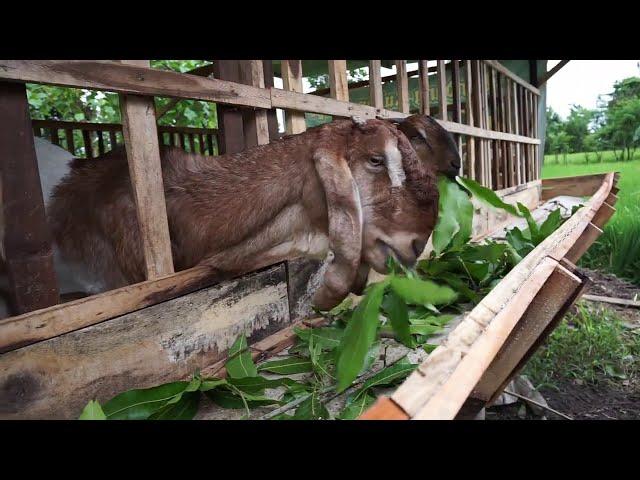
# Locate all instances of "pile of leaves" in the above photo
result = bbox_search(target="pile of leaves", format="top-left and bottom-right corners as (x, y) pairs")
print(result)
(79, 176), (579, 420)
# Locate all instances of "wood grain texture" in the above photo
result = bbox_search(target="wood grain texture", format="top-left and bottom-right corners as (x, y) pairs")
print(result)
(418, 60), (430, 116)
(0, 265), (289, 419)
(369, 60), (383, 110)
(280, 60), (307, 134)
(0, 81), (59, 314)
(395, 60), (409, 114)
(328, 60), (349, 102)
(239, 60), (270, 147)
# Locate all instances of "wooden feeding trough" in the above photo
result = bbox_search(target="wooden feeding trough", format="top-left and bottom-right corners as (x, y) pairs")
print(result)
(0, 59), (609, 420)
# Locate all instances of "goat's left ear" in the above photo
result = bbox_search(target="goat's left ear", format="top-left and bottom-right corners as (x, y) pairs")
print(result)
(311, 147), (363, 311)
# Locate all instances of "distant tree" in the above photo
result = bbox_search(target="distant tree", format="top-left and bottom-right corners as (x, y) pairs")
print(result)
(563, 105), (594, 153)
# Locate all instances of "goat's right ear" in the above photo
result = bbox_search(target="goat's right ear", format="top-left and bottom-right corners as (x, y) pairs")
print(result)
(311, 148), (363, 311)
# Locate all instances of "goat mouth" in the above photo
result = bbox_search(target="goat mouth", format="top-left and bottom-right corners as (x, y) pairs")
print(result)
(376, 239), (416, 269)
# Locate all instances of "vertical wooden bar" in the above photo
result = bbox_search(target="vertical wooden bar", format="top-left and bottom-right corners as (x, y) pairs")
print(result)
(506, 78), (515, 187)
(207, 134), (215, 155)
(281, 60), (306, 134)
(471, 60), (484, 184)
(239, 60), (270, 148)
(395, 60), (409, 113)
(82, 130), (93, 159)
(97, 130), (105, 155)
(65, 129), (75, 155)
(328, 60), (349, 102)
(50, 128), (60, 146)
(0, 81), (59, 314)
(369, 60), (384, 110)
(482, 62), (491, 188)
(512, 82), (521, 185)
(498, 74), (508, 188)
(119, 59), (174, 280)
(109, 130), (117, 150)
(33, 126), (41, 137)
(261, 60), (280, 142)
(213, 60), (245, 154)
(199, 133), (206, 154)
(437, 60), (447, 120)
(418, 60), (430, 116)
(490, 66), (500, 189)
(451, 60), (463, 173)
(465, 60), (475, 179)
(179, 133), (186, 150)
(188, 133), (196, 153)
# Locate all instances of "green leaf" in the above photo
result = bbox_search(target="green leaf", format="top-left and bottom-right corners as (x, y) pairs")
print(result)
(517, 202), (541, 243)
(390, 276), (458, 306)
(293, 390), (330, 420)
(382, 289), (415, 348)
(432, 177), (474, 255)
(205, 388), (280, 409)
(102, 381), (191, 420)
(227, 375), (298, 395)
(148, 392), (200, 420)
(78, 400), (107, 420)
(352, 357), (417, 401)
(337, 392), (376, 420)
(538, 208), (562, 239)
(335, 280), (388, 392)
(199, 378), (228, 392)
(423, 344), (438, 354)
(409, 324), (443, 336)
(257, 356), (314, 375)
(360, 341), (381, 375)
(456, 176), (521, 217)
(225, 335), (258, 379)
(326, 297), (353, 317)
(294, 326), (344, 351)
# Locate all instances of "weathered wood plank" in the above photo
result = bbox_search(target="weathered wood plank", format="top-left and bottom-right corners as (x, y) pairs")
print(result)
(484, 60), (540, 95)
(0, 81), (59, 314)
(119, 60), (174, 280)
(239, 60), (270, 147)
(280, 60), (307, 135)
(271, 87), (376, 120)
(0, 264), (290, 419)
(418, 60), (430, 116)
(369, 60), (383, 110)
(328, 60), (349, 102)
(395, 60), (409, 114)
(541, 172), (610, 200)
(261, 60), (280, 141)
(0, 60), (272, 109)
(213, 60), (245, 154)
(565, 222), (603, 264)
(437, 60), (447, 120)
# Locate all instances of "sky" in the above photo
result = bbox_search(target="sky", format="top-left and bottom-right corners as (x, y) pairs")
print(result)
(545, 60), (640, 119)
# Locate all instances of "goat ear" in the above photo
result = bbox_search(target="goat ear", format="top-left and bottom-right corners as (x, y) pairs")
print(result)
(312, 148), (363, 311)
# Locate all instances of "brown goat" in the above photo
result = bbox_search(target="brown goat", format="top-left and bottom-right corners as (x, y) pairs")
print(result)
(48, 118), (440, 310)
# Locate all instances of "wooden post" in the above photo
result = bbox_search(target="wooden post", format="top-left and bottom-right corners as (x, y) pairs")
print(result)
(262, 60), (280, 141)
(418, 60), (430, 116)
(471, 61), (484, 184)
(328, 60), (349, 102)
(65, 129), (75, 155)
(281, 60), (306, 134)
(464, 60), (475, 179)
(213, 60), (245, 154)
(592, 202), (616, 229)
(0, 81), (59, 314)
(82, 130), (93, 159)
(451, 60), (463, 171)
(369, 60), (384, 110)
(239, 60), (270, 148)
(437, 60), (447, 120)
(395, 60), (409, 114)
(119, 60), (174, 280)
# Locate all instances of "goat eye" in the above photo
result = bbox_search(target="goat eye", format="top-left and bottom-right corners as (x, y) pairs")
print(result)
(369, 156), (385, 167)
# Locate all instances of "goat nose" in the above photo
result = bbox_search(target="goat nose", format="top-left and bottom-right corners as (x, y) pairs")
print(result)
(412, 238), (427, 258)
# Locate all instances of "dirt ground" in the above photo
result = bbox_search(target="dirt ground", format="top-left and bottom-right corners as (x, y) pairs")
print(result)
(488, 268), (640, 420)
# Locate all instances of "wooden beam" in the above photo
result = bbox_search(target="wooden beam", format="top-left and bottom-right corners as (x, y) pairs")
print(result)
(592, 202), (616, 229)
(119, 60), (174, 281)
(239, 60), (270, 147)
(395, 60), (409, 114)
(0, 81), (59, 314)
(213, 60), (245, 154)
(359, 397), (410, 420)
(280, 60), (307, 134)
(328, 60), (349, 102)
(437, 60), (447, 120)
(418, 60), (430, 116)
(565, 223), (603, 264)
(538, 60), (570, 87)
(271, 88), (376, 120)
(261, 60), (280, 141)
(582, 294), (640, 309)
(470, 264), (583, 405)
(155, 63), (216, 118)
(369, 60), (383, 110)
(0, 60), (271, 109)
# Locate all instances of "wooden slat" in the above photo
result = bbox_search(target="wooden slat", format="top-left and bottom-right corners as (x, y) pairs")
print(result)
(0, 264), (290, 419)
(471, 264), (583, 404)
(213, 60), (245, 154)
(418, 60), (430, 116)
(188, 133), (196, 153)
(96, 130), (105, 155)
(119, 60), (174, 280)
(592, 202), (616, 229)
(207, 134), (215, 155)
(395, 60), (409, 114)
(271, 88), (376, 120)
(0, 81), (59, 314)
(541, 172), (610, 200)
(484, 60), (540, 95)
(0, 60), (272, 109)
(65, 129), (75, 155)
(437, 60), (447, 120)
(359, 397), (410, 420)
(199, 133), (206, 154)
(328, 60), (349, 102)
(280, 60), (307, 135)
(261, 60), (280, 141)
(109, 130), (117, 149)
(582, 294), (640, 309)
(538, 60), (570, 87)
(565, 223), (603, 264)
(464, 60), (475, 179)
(369, 60), (383, 110)
(471, 61), (484, 184)
(50, 128), (60, 146)
(239, 60), (270, 147)
(81, 129), (93, 158)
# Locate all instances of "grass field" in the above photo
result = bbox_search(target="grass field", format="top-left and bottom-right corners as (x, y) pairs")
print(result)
(542, 154), (640, 285)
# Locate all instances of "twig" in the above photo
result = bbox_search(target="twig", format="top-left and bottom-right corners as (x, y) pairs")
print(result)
(503, 389), (573, 420)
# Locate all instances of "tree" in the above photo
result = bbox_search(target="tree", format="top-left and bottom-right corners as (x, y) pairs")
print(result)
(605, 97), (640, 161)
(563, 105), (593, 153)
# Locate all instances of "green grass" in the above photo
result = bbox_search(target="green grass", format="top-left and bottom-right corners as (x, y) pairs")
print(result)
(542, 154), (640, 285)
(525, 302), (640, 390)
